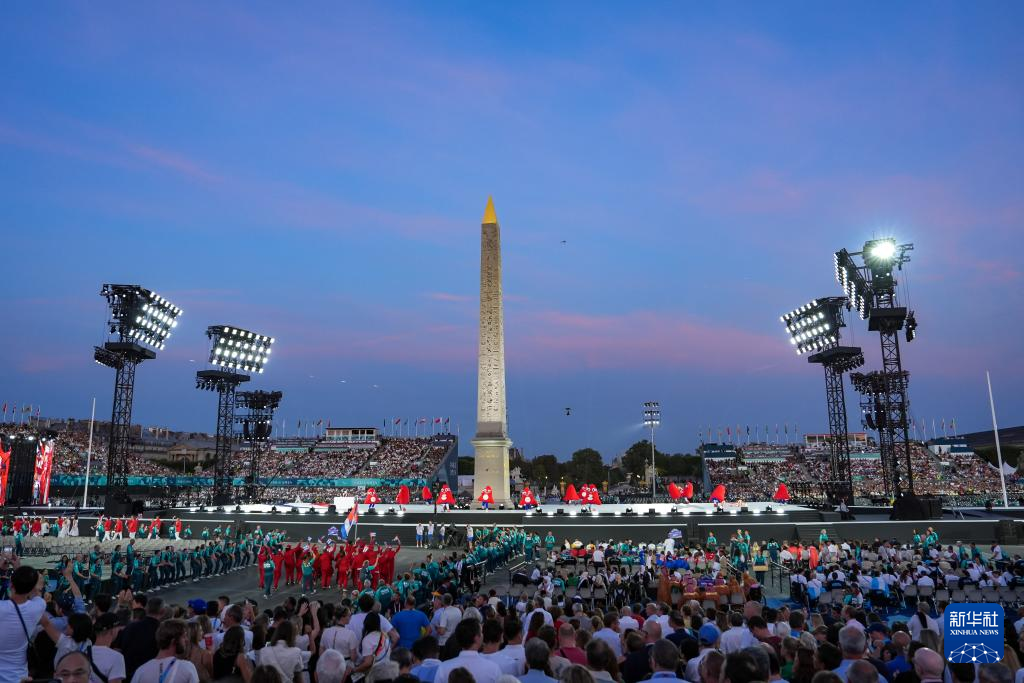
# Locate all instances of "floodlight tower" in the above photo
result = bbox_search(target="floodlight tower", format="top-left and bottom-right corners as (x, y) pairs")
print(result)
(780, 297), (863, 503)
(197, 326), (275, 506)
(95, 285), (182, 514)
(236, 389), (283, 502)
(642, 402), (660, 500)
(835, 239), (917, 509)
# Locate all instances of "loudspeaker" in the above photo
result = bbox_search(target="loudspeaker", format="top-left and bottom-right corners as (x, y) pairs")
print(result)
(892, 493), (929, 520)
(920, 496), (943, 519)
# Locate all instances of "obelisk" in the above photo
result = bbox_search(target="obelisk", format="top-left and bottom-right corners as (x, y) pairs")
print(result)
(472, 196), (512, 506)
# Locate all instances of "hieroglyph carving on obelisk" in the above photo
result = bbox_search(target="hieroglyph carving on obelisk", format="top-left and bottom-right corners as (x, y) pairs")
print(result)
(472, 197), (512, 504)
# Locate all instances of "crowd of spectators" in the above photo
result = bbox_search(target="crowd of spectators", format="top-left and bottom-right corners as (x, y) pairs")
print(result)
(9, 420), (1022, 508)
(4, 522), (1023, 683)
(703, 446), (1023, 506)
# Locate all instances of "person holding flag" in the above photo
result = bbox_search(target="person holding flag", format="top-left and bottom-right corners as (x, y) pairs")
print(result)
(340, 502), (359, 543)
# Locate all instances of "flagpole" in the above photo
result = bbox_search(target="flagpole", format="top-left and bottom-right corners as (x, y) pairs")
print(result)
(986, 371), (1009, 508)
(83, 397), (96, 508)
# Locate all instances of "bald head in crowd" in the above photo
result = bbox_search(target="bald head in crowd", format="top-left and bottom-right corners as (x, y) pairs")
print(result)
(913, 648), (945, 682)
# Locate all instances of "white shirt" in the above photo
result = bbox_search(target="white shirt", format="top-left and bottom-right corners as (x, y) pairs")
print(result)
(130, 656), (200, 683)
(359, 631), (392, 666)
(522, 608), (553, 636)
(593, 549), (605, 563)
(89, 645), (127, 683)
(500, 643), (526, 675)
(481, 650), (518, 675)
(433, 650), (502, 683)
(593, 628), (622, 658)
(258, 644), (304, 681)
(55, 636), (92, 668)
(348, 613), (394, 640)
(321, 626), (359, 661)
(432, 606), (463, 645)
(0, 597), (47, 683)
(909, 613), (939, 641)
(619, 615), (640, 632)
(685, 648), (712, 683)
(213, 627), (253, 652)
(719, 626), (756, 654)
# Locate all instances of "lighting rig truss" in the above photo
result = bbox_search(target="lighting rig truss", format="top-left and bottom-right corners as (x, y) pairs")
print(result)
(95, 284), (182, 514)
(236, 389), (283, 503)
(781, 297), (863, 503)
(836, 238), (917, 504)
(197, 325), (276, 506)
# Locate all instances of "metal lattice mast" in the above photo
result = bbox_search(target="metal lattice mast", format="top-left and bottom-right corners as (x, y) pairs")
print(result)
(106, 353), (139, 504)
(822, 363), (853, 497)
(214, 379), (238, 503)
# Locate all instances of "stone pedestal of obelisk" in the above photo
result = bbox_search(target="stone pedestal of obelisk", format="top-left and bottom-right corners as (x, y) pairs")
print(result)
(472, 196), (512, 506)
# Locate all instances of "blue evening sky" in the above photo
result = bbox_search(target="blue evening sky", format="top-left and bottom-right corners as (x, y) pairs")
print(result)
(1, 2), (1021, 460)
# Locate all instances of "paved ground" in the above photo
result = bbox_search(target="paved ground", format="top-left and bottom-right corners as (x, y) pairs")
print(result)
(140, 546), (499, 610)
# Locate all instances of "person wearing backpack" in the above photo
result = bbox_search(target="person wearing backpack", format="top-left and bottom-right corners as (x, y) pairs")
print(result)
(0, 563), (55, 683)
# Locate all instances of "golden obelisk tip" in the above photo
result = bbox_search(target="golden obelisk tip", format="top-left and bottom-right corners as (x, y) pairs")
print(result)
(482, 196), (498, 224)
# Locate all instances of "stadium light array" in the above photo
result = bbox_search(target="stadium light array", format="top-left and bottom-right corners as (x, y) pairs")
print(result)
(206, 325), (275, 375)
(833, 250), (869, 320)
(101, 284), (182, 351)
(779, 297), (846, 356)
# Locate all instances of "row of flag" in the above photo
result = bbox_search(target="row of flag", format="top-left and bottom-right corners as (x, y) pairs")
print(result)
(2, 403), (41, 422)
(699, 424), (799, 444)
(388, 417), (450, 426)
(699, 418), (960, 444)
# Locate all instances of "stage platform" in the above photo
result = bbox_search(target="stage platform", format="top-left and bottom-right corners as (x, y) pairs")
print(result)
(108, 501), (1019, 546)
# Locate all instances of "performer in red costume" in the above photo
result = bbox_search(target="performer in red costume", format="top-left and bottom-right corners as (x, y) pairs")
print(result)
(477, 485), (494, 510)
(437, 484), (455, 510)
(349, 542), (365, 588)
(396, 485), (411, 511)
(257, 544), (270, 589)
(282, 544), (296, 585)
(272, 546), (285, 590)
(378, 537), (401, 583)
(335, 544), (350, 589)
(319, 544), (334, 588)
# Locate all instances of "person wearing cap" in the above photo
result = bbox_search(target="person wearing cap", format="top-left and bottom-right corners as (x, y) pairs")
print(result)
(685, 624), (720, 683)
(865, 623), (889, 658)
(89, 612), (127, 683)
(187, 599), (207, 620)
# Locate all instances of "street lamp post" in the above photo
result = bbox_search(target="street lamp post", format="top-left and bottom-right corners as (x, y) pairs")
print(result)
(643, 402), (661, 501)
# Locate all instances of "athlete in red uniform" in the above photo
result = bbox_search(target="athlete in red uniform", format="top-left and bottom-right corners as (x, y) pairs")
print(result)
(257, 545), (270, 589)
(272, 548), (285, 590)
(319, 546), (334, 588)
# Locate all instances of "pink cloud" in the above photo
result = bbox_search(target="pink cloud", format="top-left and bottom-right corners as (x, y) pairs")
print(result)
(424, 292), (473, 303)
(509, 309), (783, 372)
(127, 144), (222, 184)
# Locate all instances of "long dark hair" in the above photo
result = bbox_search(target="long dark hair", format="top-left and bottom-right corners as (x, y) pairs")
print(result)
(363, 612), (382, 638)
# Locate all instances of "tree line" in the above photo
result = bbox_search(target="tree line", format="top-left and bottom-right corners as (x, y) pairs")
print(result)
(458, 439), (703, 486)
